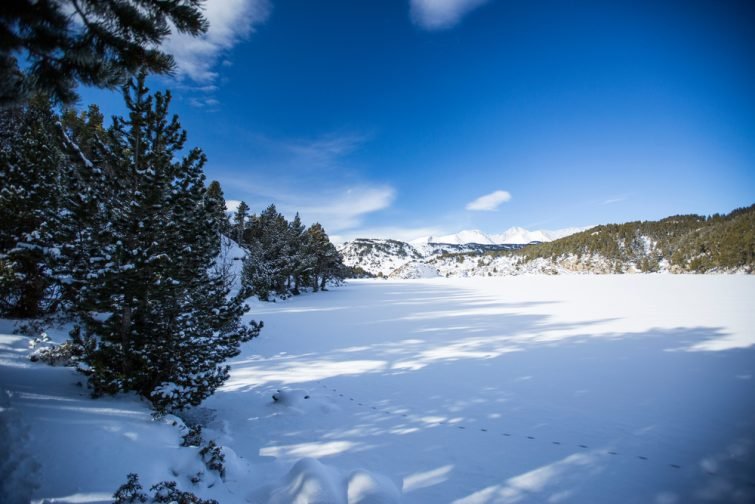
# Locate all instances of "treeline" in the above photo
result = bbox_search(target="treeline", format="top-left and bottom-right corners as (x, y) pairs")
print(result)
(226, 202), (345, 300)
(498, 205), (754, 272)
(0, 75), (260, 413)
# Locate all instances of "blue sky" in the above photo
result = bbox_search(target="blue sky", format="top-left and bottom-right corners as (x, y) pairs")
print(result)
(82, 0), (755, 242)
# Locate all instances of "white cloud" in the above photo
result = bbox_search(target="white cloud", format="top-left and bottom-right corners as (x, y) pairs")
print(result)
(465, 190), (511, 211)
(220, 176), (396, 235)
(217, 130), (391, 235)
(295, 186), (396, 232)
(163, 0), (271, 83)
(410, 0), (489, 30)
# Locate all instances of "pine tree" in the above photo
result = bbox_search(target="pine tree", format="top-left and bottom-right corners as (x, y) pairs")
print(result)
(54, 104), (115, 319)
(305, 223), (342, 292)
(233, 201), (249, 245)
(242, 204), (291, 300)
(0, 96), (65, 317)
(1, 0), (208, 106)
(72, 73), (261, 412)
(205, 180), (231, 236)
(287, 213), (309, 295)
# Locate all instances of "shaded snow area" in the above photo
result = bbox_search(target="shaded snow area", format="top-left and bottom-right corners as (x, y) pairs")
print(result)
(2, 276), (755, 503)
(214, 235), (246, 298)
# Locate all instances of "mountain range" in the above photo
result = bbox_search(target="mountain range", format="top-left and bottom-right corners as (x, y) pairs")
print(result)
(410, 226), (588, 246)
(339, 226), (586, 277)
(339, 206), (754, 278)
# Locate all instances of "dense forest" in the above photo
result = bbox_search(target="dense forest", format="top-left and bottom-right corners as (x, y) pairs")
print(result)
(228, 202), (346, 301)
(492, 205), (755, 273)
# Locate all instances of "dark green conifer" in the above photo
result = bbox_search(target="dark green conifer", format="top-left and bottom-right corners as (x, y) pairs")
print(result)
(206, 180), (231, 236)
(242, 204), (291, 300)
(73, 73), (261, 412)
(287, 213), (309, 295)
(305, 223), (343, 291)
(233, 201), (250, 245)
(0, 96), (65, 317)
(1, 0), (208, 106)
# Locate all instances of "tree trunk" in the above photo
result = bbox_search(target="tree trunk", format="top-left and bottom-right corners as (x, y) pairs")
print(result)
(292, 276), (300, 296)
(120, 302), (132, 377)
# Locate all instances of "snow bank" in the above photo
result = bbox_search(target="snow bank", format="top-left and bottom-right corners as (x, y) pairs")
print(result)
(253, 458), (401, 504)
(0, 333), (243, 503)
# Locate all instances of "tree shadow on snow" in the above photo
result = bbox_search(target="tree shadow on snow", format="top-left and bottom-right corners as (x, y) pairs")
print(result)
(215, 280), (755, 503)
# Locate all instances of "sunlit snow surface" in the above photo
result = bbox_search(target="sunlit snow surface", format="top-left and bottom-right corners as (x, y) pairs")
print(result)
(2, 276), (755, 503)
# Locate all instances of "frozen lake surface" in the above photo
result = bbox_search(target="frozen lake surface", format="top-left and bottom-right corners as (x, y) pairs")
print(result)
(2, 275), (754, 503)
(219, 276), (755, 503)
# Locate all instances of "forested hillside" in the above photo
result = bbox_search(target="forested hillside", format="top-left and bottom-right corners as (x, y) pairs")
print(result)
(351, 205), (754, 278)
(513, 205), (755, 273)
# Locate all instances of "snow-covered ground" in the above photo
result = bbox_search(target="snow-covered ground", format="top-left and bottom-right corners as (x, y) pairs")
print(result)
(2, 276), (754, 503)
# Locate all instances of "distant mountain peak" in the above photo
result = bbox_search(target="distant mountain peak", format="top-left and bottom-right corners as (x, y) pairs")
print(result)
(412, 226), (587, 246)
(426, 229), (495, 245)
(338, 226), (589, 277)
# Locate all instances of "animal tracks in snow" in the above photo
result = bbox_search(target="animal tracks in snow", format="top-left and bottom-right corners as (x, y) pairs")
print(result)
(316, 381), (682, 471)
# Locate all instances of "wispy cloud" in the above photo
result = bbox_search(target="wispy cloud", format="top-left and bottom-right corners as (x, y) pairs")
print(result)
(295, 186), (396, 232)
(221, 174), (395, 234)
(602, 196), (628, 205)
(465, 190), (511, 211)
(276, 132), (371, 168)
(220, 130), (372, 173)
(410, 0), (489, 30)
(163, 0), (271, 83)
(219, 177), (396, 234)
(189, 96), (220, 109)
(217, 128), (392, 234)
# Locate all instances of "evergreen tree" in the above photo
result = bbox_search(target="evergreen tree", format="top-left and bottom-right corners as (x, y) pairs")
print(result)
(72, 73), (261, 412)
(233, 201), (249, 245)
(238, 211), (346, 299)
(205, 180), (231, 237)
(305, 223), (342, 292)
(242, 204), (291, 300)
(1, 0), (208, 106)
(287, 213), (309, 295)
(0, 96), (65, 317)
(54, 104), (115, 319)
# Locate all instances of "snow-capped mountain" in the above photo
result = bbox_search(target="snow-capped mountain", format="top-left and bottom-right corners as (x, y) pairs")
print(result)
(489, 226), (587, 244)
(417, 229), (495, 245)
(340, 205), (755, 279)
(412, 226), (587, 246)
(339, 226), (585, 276)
